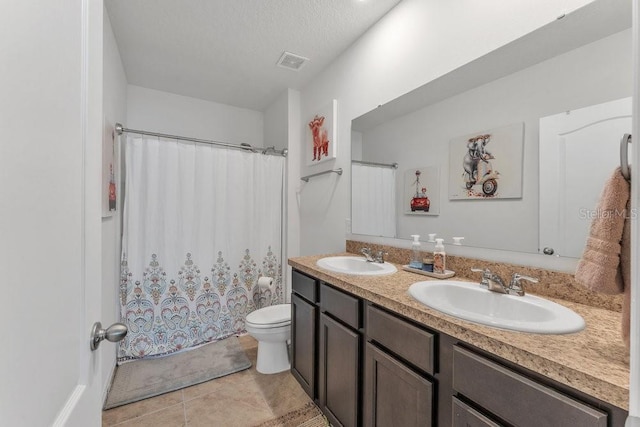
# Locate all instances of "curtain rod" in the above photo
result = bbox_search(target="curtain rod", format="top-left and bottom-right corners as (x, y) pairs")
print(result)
(115, 123), (288, 157)
(352, 160), (398, 169)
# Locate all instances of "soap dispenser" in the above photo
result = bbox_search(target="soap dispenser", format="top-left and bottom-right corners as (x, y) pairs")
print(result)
(433, 238), (446, 274)
(410, 235), (423, 269)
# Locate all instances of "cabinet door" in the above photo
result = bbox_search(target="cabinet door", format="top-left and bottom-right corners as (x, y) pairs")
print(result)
(291, 293), (317, 398)
(452, 397), (502, 427)
(318, 313), (360, 427)
(364, 342), (433, 427)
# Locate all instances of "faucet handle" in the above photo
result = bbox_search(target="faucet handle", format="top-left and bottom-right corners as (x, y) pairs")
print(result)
(511, 273), (538, 284)
(375, 250), (388, 263)
(471, 268), (491, 288)
(508, 273), (538, 296)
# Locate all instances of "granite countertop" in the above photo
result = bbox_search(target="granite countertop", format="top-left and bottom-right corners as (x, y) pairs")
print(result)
(289, 253), (630, 410)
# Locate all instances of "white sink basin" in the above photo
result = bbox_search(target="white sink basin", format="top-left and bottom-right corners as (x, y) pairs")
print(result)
(316, 256), (398, 276)
(408, 280), (585, 334)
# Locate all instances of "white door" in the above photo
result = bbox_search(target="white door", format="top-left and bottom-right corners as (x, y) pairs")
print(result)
(0, 1), (105, 425)
(539, 97), (632, 258)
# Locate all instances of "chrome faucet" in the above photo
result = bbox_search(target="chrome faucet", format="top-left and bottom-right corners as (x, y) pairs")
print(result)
(361, 247), (387, 263)
(361, 247), (375, 262)
(471, 268), (538, 296)
(471, 268), (508, 294)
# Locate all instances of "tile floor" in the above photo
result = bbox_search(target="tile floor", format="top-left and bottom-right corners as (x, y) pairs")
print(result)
(102, 335), (320, 426)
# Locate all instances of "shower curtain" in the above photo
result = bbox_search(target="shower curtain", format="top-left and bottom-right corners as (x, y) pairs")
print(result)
(351, 163), (396, 237)
(118, 134), (285, 361)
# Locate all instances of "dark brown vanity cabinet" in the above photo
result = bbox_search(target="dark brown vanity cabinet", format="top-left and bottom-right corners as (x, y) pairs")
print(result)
(364, 304), (436, 427)
(291, 270), (362, 427)
(318, 282), (362, 427)
(291, 270), (318, 399)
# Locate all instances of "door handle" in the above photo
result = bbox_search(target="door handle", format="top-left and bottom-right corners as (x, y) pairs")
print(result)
(90, 321), (128, 351)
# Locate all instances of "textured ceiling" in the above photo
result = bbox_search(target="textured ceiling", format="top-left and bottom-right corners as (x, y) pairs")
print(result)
(105, 0), (402, 111)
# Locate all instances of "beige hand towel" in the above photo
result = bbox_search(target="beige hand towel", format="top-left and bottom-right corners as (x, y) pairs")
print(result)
(575, 167), (631, 347)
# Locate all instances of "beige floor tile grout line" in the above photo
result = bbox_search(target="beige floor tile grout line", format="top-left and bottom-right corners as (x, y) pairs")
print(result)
(108, 400), (186, 426)
(182, 389), (188, 425)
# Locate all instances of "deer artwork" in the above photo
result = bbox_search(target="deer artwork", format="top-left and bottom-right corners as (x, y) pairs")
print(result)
(308, 114), (329, 161)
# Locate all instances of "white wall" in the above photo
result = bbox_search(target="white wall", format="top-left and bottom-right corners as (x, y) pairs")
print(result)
(360, 29), (631, 253)
(286, 89), (302, 302)
(127, 85), (264, 146)
(263, 90), (288, 151)
(297, 0), (596, 258)
(263, 88), (303, 302)
(102, 7), (128, 402)
(263, 89), (296, 300)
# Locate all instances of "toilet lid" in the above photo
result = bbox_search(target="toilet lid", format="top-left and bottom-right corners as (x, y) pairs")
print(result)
(246, 304), (290, 327)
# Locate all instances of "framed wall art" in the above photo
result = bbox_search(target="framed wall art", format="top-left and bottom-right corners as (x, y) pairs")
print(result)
(404, 166), (440, 215)
(102, 118), (117, 217)
(307, 99), (337, 165)
(448, 122), (524, 200)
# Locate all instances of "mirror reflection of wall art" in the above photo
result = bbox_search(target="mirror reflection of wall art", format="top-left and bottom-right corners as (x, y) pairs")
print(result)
(449, 122), (524, 200)
(102, 117), (117, 217)
(307, 99), (337, 165)
(404, 166), (440, 215)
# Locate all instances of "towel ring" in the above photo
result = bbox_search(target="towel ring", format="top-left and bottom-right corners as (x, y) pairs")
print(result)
(620, 133), (631, 181)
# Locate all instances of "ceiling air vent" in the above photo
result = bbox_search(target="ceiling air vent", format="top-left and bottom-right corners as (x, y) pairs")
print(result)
(276, 51), (309, 71)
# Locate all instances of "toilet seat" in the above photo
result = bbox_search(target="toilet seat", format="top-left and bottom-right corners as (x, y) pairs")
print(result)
(245, 304), (290, 329)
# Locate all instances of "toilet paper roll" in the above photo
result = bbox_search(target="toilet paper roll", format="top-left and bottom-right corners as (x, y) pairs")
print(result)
(257, 276), (274, 291)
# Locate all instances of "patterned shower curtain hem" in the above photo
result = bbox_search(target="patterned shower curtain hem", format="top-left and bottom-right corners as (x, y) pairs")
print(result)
(116, 331), (238, 364)
(118, 249), (282, 361)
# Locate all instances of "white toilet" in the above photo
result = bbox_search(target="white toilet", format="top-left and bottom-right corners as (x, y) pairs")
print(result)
(245, 303), (291, 374)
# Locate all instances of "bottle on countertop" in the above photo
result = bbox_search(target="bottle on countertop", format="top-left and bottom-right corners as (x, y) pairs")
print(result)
(422, 257), (434, 272)
(433, 238), (446, 274)
(410, 234), (423, 269)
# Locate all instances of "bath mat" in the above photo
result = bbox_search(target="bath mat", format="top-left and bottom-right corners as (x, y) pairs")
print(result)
(104, 336), (251, 409)
(254, 401), (327, 427)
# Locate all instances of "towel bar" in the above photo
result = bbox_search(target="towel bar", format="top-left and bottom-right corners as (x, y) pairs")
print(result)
(352, 160), (399, 169)
(621, 134), (632, 181)
(301, 168), (343, 182)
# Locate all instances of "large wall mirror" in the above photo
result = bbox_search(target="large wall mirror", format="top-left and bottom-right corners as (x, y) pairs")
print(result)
(351, 0), (631, 257)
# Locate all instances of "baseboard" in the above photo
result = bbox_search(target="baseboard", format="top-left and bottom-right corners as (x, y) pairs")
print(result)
(102, 360), (117, 408)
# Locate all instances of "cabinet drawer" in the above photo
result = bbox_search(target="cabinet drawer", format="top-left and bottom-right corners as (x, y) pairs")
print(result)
(366, 304), (435, 375)
(452, 397), (501, 427)
(320, 283), (361, 329)
(292, 269), (318, 303)
(452, 346), (607, 427)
